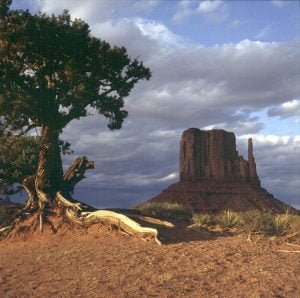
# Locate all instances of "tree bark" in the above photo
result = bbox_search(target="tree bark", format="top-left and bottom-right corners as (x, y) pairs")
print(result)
(22, 175), (37, 211)
(35, 125), (63, 209)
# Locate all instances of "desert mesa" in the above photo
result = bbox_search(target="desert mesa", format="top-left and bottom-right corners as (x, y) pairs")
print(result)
(144, 128), (296, 214)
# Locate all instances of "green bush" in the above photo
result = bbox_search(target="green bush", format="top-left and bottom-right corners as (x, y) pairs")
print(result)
(137, 202), (192, 221)
(192, 213), (211, 226)
(216, 210), (240, 228)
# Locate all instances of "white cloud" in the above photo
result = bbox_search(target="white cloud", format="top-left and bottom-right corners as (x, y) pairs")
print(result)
(237, 134), (300, 208)
(198, 0), (223, 13)
(239, 134), (294, 146)
(134, 18), (183, 47)
(40, 0), (118, 22)
(197, 0), (228, 23)
(38, 0), (158, 23)
(159, 172), (179, 182)
(172, 0), (228, 24)
(271, 0), (289, 8)
(268, 99), (300, 118)
(172, 0), (196, 23)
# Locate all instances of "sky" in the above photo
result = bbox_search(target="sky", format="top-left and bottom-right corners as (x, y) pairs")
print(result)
(12, 0), (300, 209)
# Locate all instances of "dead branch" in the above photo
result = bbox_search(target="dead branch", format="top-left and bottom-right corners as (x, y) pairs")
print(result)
(55, 192), (162, 244)
(284, 242), (300, 248)
(63, 156), (94, 193)
(277, 250), (300, 253)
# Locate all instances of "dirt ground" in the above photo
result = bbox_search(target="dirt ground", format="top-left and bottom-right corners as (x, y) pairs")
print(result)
(0, 224), (299, 298)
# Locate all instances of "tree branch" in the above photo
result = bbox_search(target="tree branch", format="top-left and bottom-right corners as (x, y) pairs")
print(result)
(63, 156), (94, 193)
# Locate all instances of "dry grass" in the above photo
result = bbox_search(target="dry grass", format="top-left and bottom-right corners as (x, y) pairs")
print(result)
(239, 209), (294, 235)
(192, 213), (211, 226)
(216, 210), (240, 228)
(136, 202), (192, 221)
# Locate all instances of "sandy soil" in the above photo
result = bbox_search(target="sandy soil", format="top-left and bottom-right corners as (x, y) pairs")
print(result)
(0, 225), (299, 298)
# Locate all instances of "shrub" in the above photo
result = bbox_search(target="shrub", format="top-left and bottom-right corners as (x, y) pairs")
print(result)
(216, 210), (240, 228)
(192, 213), (211, 226)
(273, 212), (292, 235)
(240, 210), (292, 235)
(136, 202), (192, 221)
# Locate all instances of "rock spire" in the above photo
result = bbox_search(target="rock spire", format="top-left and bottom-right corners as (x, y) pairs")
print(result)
(179, 128), (259, 185)
(143, 128), (296, 213)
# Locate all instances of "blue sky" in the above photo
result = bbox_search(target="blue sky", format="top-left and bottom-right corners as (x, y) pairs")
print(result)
(11, 0), (300, 209)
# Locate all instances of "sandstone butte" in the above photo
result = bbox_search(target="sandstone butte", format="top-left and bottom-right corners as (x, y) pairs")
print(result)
(146, 128), (297, 213)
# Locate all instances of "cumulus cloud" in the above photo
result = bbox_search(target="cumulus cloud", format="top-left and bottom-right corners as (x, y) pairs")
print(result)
(268, 99), (300, 118)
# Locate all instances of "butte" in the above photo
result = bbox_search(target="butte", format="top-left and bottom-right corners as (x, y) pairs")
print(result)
(145, 128), (296, 213)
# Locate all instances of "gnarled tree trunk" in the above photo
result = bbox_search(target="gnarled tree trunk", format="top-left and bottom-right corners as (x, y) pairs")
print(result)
(35, 125), (63, 209)
(1, 130), (165, 244)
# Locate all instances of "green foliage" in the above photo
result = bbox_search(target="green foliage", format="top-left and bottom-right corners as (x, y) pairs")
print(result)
(137, 202), (192, 221)
(216, 210), (240, 228)
(192, 213), (211, 226)
(0, 7), (151, 133)
(0, 0), (11, 19)
(0, 129), (39, 195)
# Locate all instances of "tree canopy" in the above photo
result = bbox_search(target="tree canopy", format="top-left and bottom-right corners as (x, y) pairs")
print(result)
(0, 129), (39, 197)
(0, 7), (151, 133)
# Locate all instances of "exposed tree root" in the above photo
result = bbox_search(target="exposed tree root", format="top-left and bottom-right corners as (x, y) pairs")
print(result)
(56, 192), (162, 244)
(0, 226), (13, 238)
(127, 215), (175, 228)
(0, 156), (170, 244)
(1, 191), (166, 244)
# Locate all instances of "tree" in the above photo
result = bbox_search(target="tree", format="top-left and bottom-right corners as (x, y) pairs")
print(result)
(0, 129), (39, 198)
(0, 3), (161, 242)
(0, 125), (72, 199)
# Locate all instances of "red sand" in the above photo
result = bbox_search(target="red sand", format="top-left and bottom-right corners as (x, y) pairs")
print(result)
(0, 225), (299, 297)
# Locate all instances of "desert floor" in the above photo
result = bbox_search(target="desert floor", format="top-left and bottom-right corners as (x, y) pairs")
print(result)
(0, 224), (299, 298)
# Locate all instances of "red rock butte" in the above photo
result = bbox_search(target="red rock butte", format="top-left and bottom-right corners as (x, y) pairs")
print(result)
(146, 128), (295, 213)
